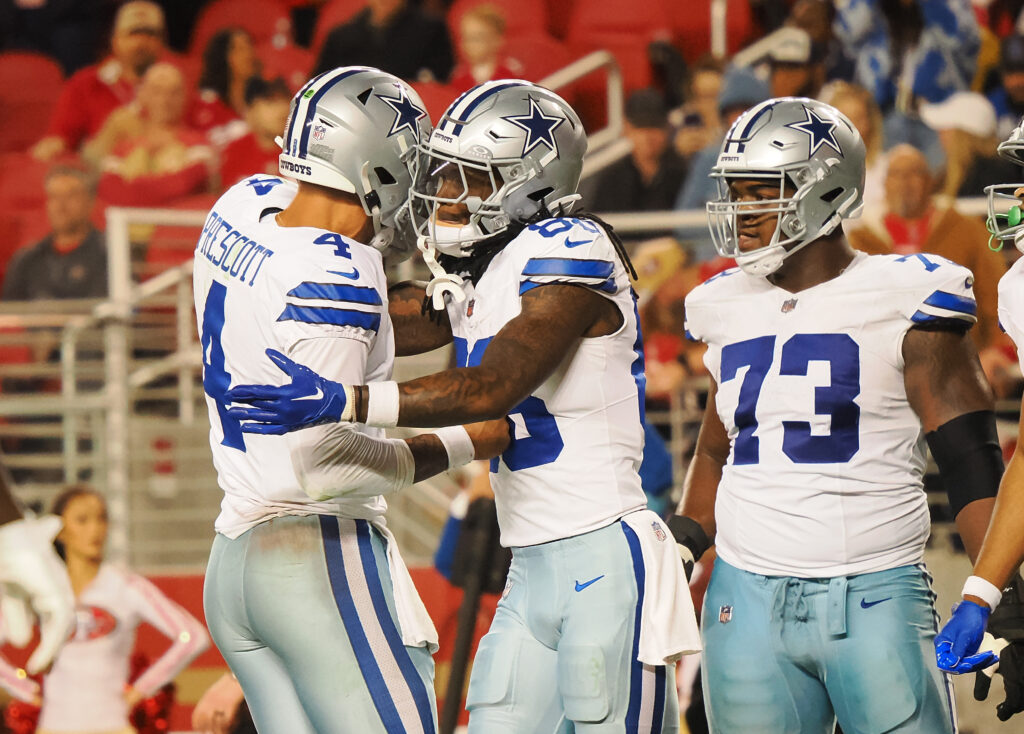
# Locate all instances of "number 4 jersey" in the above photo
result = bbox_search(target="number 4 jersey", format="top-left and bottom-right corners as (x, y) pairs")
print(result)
(685, 251), (978, 577)
(446, 217), (649, 548)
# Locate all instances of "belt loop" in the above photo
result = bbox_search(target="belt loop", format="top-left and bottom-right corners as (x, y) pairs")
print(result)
(827, 577), (848, 636)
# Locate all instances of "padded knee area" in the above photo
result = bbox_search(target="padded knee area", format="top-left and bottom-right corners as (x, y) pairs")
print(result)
(466, 633), (520, 709)
(558, 644), (609, 723)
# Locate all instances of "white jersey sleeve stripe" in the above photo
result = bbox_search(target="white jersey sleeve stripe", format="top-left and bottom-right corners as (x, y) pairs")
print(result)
(277, 304), (381, 331)
(286, 282), (383, 305)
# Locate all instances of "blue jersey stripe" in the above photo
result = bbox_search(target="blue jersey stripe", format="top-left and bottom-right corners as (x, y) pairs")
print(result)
(630, 290), (646, 426)
(299, 68), (367, 157)
(923, 290), (977, 316)
(355, 522), (437, 733)
(287, 282), (383, 305)
(522, 258), (614, 279)
(911, 310), (974, 325)
(622, 521), (646, 732)
(519, 277), (616, 295)
(652, 664), (666, 734)
(319, 518), (405, 732)
(277, 304), (381, 331)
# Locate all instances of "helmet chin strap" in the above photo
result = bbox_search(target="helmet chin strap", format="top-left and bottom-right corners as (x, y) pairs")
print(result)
(417, 236), (467, 310)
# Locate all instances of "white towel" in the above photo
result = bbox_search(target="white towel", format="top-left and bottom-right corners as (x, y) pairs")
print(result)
(622, 510), (703, 665)
(371, 519), (440, 653)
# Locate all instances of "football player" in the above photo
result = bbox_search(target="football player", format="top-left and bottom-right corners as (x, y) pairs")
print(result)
(668, 98), (1001, 733)
(933, 118), (1024, 722)
(0, 461), (75, 675)
(193, 66), (509, 734)
(225, 80), (700, 733)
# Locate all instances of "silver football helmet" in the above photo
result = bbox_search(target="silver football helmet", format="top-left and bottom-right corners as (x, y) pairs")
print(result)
(985, 116), (1024, 253)
(278, 66), (431, 259)
(707, 97), (866, 277)
(408, 80), (587, 258)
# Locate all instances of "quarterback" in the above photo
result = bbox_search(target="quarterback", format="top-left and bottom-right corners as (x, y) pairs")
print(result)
(669, 98), (1000, 733)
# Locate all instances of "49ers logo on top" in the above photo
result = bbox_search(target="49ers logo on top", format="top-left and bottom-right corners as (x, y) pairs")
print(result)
(73, 605), (118, 641)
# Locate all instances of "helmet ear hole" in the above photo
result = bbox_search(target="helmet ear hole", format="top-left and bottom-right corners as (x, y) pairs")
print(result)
(374, 166), (396, 185)
(820, 187), (843, 203)
(528, 187), (553, 202)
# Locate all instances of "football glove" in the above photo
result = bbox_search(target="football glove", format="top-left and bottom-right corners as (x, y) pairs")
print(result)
(666, 515), (711, 580)
(935, 599), (999, 674)
(974, 577), (1024, 721)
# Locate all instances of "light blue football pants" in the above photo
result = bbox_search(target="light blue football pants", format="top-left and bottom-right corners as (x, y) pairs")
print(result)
(701, 559), (957, 734)
(465, 519), (679, 734)
(204, 514), (437, 734)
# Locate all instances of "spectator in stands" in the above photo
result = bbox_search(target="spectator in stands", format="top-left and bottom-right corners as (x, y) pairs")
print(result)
(671, 55), (724, 162)
(448, 3), (523, 94)
(2, 165), (106, 302)
(848, 144), (1003, 350)
(583, 89), (687, 230)
(785, 0), (855, 83)
(219, 77), (292, 188)
(0, 485), (209, 734)
(94, 62), (214, 207)
(918, 90), (1020, 197)
(191, 27), (260, 145)
(833, 0), (980, 113)
(30, 1), (170, 162)
(766, 25), (825, 99)
(820, 80), (887, 219)
(314, 0), (454, 82)
(673, 66), (771, 261)
(0, 0), (107, 76)
(989, 33), (1024, 140)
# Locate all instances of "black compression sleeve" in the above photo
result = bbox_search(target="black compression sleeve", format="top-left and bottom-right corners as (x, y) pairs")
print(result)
(925, 410), (1004, 519)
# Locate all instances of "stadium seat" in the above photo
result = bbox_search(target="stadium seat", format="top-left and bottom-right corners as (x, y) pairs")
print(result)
(409, 81), (460, 123)
(310, 0), (368, 59)
(190, 0), (293, 57)
(545, 0), (577, 40)
(257, 40), (313, 92)
(0, 52), (64, 154)
(145, 194), (219, 276)
(447, 0), (548, 45)
(503, 33), (576, 84)
(667, 0), (755, 63)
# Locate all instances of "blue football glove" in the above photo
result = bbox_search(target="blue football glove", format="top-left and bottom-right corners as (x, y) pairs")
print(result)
(225, 349), (349, 434)
(935, 599), (1000, 674)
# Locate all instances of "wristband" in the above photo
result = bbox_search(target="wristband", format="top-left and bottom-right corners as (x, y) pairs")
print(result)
(435, 425), (475, 470)
(365, 381), (400, 427)
(340, 385), (356, 422)
(964, 575), (1004, 610)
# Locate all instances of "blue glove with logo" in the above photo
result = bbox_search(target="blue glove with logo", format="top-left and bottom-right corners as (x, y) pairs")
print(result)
(225, 349), (350, 434)
(935, 599), (1000, 674)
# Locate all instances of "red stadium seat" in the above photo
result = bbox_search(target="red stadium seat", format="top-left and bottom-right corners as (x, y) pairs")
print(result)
(310, 0), (368, 59)
(503, 33), (576, 84)
(409, 81), (460, 123)
(257, 40), (313, 92)
(545, 0), (577, 40)
(145, 194), (219, 276)
(0, 52), (64, 154)
(190, 0), (293, 56)
(668, 0), (755, 63)
(447, 0), (548, 46)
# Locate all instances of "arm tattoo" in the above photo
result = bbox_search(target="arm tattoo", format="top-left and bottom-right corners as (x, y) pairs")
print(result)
(374, 284), (609, 427)
(903, 326), (994, 432)
(388, 281), (453, 356)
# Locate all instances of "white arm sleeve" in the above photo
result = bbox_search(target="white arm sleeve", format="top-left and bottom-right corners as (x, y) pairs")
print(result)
(284, 336), (416, 501)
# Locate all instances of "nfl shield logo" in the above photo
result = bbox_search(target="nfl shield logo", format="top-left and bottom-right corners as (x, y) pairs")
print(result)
(781, 298), (798, 313)
(719, 605), (733, 624)
(312, 124), (327, 141)
(652, 521), (666, 542)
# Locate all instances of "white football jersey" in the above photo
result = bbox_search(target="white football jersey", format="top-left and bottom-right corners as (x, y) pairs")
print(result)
(193, 176), (394, 538)
(445, 217), (649, 547)
(998, 255), (1024, 354)
(685, 251), (978, 577)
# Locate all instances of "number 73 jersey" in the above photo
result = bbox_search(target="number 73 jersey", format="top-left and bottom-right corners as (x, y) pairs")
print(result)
(684, 252), (978, 578)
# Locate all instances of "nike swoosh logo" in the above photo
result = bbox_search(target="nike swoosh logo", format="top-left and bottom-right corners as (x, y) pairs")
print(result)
(294, 386), (325, 401)
(860, 597), (892, 609)
(565, 237), (594, 248)
(574, 575), (605, 592)
(327, 268), (359, 280)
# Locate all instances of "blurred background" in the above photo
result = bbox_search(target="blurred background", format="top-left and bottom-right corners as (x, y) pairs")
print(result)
(0, 0), (1022, 731)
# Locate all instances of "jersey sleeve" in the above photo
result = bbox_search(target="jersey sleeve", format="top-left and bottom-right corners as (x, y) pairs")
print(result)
(682, 268), (739, 344)
(898, 254), (978, 332)
(274, 266), (387, 349)
(517, 218), (625, 298)
(125, 572), (209, 697)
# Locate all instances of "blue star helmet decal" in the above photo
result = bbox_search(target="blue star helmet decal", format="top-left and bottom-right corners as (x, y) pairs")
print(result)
(785, 106), (843, 157)
(503, 97), (565, 157)
(376, 85), (427, 138)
